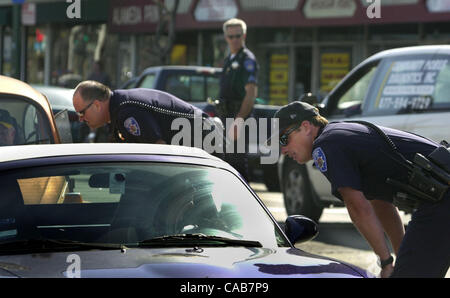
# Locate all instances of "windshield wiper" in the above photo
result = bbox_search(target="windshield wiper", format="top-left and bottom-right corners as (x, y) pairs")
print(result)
(0, 239), (126, 254)
(137, 233), (262, 248)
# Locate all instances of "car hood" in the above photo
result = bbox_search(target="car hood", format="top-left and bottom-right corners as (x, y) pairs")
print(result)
(0, 247), (370, 278)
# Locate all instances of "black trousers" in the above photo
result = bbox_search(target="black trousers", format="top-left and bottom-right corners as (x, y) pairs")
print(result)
(391, 192), (450, 278)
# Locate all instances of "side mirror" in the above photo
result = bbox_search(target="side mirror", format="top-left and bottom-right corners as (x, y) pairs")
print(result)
(285, 215), (318, 244)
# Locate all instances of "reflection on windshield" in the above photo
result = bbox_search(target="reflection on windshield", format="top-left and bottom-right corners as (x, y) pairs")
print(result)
(0, 163), (285, 249)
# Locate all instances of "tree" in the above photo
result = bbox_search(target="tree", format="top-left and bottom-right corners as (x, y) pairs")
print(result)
(150, 0), (180, 65)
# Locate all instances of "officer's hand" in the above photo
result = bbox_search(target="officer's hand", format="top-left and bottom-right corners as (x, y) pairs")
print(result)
(380, 264), (394, 278)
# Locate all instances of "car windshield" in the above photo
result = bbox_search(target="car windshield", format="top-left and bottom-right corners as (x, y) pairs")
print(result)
(0, 162), (288, 250)
(0, 96), (53, 146)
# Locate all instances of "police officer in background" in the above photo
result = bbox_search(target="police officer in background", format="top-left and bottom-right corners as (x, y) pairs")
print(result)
(72, 80), (212, 146)
(266, 101), (450, 278)
(218, 18), (258, 182)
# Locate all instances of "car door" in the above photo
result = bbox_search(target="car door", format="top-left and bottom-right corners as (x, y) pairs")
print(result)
(394, 51), (450, 143)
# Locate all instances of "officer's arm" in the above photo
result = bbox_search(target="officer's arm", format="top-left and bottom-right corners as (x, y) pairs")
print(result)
(338, 187), (392, 262)
(236, 83), (257, 119)
(155, 139), (166, 144)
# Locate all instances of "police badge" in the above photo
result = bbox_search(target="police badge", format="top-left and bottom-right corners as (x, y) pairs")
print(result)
(313, 147), (327, 173)
(124, 117), (141, 136)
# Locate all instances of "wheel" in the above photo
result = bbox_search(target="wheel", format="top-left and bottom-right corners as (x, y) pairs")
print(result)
(282, 158), (323, 222)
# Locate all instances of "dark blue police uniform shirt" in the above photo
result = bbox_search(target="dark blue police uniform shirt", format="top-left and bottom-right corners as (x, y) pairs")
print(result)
(109, 88), (205, 144)
(219, 47), (258, 103)
(312, 122), (438, 202)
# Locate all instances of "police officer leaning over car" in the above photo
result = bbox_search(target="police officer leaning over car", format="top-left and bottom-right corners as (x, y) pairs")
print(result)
(266, 101), (450, 278)
(72, 80), (214, 146)
(217, 18), (258, 182)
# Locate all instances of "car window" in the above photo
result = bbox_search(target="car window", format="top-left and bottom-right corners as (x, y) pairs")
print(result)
(366, 54), (450, 115)
(1, 162), (287, 248)
(164, 74), (209, 102)
(206, 76), (220, 100)
(329, 63), (379, 117)
(0, 96), (53, 146)
(190, 75), (205, 101)
(139, 74), (156, 89)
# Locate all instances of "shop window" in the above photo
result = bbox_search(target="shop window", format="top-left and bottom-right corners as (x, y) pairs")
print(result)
(319, 26), (364, 42)
(1, 26), (13, 76)
(26, 27), (46, 84)
(424, 22), (450, 42)
(369, 23), (419, 41)
(240, 0), (299, 11)
(51, 24), (118, 88)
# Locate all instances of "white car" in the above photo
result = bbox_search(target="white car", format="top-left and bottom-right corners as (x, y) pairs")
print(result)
(278, 45), (450, 222)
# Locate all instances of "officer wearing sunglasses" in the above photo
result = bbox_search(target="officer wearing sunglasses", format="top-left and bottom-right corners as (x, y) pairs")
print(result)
(218, 18), (259, 182)
(266, 101), (450, 278)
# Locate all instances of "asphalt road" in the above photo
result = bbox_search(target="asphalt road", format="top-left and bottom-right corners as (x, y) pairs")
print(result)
(251, 182), (450, 278)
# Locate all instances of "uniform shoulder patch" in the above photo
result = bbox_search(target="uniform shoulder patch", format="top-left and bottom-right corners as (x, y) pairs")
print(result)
(124, 117), (141, 136)
(313, 147), (327, 173)
(244, 58), (256, 73)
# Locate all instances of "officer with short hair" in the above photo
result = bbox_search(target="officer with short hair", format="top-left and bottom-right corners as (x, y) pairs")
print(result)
(218, 18), (258, 181)
(72, 80), (213, 146)
(266, 101), (450, 278)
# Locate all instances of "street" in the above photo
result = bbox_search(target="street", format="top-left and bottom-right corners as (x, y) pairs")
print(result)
(251, 182), (450, 278)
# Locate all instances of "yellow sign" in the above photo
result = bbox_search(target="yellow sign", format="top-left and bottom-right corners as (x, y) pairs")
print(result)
(270, 54), (289, 68)
(321, 53), (350, 69)
(320, 52), (350, 92)
(270, 54), (289, 104)
(270, 70), (289, 84)
(171, 44), (187, 65)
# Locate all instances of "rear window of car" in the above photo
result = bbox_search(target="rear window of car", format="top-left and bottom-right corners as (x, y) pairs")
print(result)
(366, 54), (450, 115)
(139, 74), (156, 89)
(164, 73), (221, 102)
(0, 96), (53, 146)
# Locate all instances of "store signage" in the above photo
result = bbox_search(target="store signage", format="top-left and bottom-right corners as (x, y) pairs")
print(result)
(194, 0), (238, 22)
(269, 54), (289, 104)
(360, 0), (418, 6)
(320, 52), (350, 92)
(303, 0), (356, 18)
(426, 0), (450, 13)
(111, 0), (159, 26)
(21, 2), (36, 25)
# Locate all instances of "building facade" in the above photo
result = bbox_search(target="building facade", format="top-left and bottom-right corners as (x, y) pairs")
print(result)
(1, 0), (450, 105)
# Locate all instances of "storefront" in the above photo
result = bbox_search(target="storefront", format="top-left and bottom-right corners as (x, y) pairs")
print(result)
(108, 0), (450, 105)
(17, 0), (117, 87)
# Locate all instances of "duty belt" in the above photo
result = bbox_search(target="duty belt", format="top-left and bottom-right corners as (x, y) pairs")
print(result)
(339, 120), (450, 212)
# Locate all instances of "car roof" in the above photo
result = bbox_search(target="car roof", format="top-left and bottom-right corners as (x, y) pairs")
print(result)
(367, 45), (450, 62)
(31, 84), (75, 111)
(141, 65), (222, 74)
(0, 75), (51, 107)
(0, 143), (226, 167)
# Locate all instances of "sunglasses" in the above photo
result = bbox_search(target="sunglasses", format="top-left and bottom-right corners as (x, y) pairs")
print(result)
(76, 100), (95, 117)
(227, 34), (242, 40)
(279, 124), (301, 147)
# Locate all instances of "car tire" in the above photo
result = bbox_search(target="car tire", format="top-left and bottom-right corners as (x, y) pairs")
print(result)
(282, 159), (323, 222)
